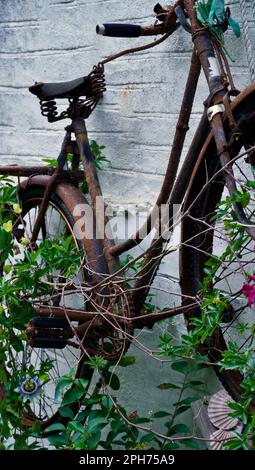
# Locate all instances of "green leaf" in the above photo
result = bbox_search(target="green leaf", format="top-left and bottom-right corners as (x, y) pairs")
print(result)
(87, 416), (108, 433)
(110, 419), (122, 433)
(173, 396), (199, 407)
(10, 335), (23, 352)
(171, 361), (189, 374)
(228, 17), (241, 38)
(168, 423), (190, 435)
(191, 361), (208, 372)
(163, 442), (180, 450)
(153, 411), (171, 418)
(59, 407), (74, 419)
(182, 438), (200, 449)
(157, 383), (181, 390)
(74, 378), (89, 391)
(131, 417), (151, 424)
(42, 158), (57, 168)
(118, 356), (136, 367)
(225, 438), (243, 450)
(0, 367), (8, 384)
(87, 431), (101, 449)
(103, 372), (120, 391)
(45, 423), (66, 433)
(54, 377), (73, 401)
(47, 432), (68, 447)
(85, 355), (107, 370)
(61, 387), (84, 406)
(67, 421), (85, 434)
(184, 380), (205, 388)
(174, 405), (191, 416)
(140, 434), (155, 444)
(246, 180), (255, 190)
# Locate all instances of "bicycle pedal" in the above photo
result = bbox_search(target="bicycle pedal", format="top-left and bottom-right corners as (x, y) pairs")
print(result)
(29, 316), (69, 329)
(27, 337), (67, 349)
(26, 317), (69, 349)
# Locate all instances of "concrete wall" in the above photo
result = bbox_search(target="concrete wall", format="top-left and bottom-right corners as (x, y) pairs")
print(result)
(1, 0), (255, 437)
(1, 1), (254, 204)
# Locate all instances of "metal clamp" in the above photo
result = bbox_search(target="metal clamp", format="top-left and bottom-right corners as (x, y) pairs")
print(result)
(207, 104), (225, 122)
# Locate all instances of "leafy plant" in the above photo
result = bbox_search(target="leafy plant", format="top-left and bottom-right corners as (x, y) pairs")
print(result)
(1, 146), (255, 450)
(42, 141), (110, 173)
(195, 0), (241, 60)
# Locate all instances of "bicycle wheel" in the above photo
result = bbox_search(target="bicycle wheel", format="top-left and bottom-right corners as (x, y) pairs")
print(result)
(1, 185), (97, 427)
(180, 99), (255, 402)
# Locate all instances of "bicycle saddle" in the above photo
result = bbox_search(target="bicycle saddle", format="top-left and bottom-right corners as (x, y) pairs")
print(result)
(29, 75), (92, 100)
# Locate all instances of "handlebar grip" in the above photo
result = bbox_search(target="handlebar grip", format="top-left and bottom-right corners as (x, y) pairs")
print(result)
(96, 23), (142, 38)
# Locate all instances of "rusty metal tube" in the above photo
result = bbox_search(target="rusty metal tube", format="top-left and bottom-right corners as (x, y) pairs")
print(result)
(72, 117), (121, 274)
(35, 302), (194, 329)
(110, 48), (201, 258)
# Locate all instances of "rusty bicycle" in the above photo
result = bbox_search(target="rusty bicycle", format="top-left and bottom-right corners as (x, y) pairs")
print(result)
(1, 0), (255, 427)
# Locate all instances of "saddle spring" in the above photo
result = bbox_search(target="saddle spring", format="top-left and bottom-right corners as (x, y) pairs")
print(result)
(39, 64), (106, 122)
(90, 63), (106, 98)
(40, 99), (67, 122)
(77, 64), (106, 117)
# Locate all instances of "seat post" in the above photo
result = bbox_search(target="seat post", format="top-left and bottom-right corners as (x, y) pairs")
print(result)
(71, 116), (121, 274)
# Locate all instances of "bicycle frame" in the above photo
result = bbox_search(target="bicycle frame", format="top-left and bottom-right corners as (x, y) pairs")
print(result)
(1, 0), (255, 332)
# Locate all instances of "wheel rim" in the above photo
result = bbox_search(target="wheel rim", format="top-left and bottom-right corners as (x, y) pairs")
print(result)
(5, 193), (87, 425)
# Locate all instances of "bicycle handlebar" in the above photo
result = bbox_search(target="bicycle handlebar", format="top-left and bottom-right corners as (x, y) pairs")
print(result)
(96, 22), (172, 38)
(96, 23), (142, 38)
(96, 3), (192, 39)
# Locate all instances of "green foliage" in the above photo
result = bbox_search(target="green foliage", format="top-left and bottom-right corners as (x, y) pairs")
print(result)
(1, 147), (255, 450)
(85, 356), (108, 370)
(195, 0), (241, 60)
(39, 235), (81, 277)
(0, 176), (213, 450)
(120, 254), (144, 273)
(188, 179), (255, 449)
(43, 140), (110, 195)
(43, 140), (110, 194)
(90, 141), (110, 170)
(0, 178), (87, 449)
(42, 141), (110, 173)
(196, 1), (241, 37)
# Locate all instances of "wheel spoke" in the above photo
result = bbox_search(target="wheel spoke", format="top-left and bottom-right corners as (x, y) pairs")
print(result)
(5, 190), (89, 426)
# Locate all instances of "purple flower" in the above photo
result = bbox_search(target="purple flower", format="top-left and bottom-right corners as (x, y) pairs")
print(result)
(18, 377), (42, 397)
(242, 283), (255, 307)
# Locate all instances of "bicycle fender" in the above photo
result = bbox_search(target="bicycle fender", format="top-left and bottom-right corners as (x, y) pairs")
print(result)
(19, 175), (108, 282)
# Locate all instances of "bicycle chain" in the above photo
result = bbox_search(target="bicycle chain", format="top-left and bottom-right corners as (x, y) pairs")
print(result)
(83, 284), (135, 361)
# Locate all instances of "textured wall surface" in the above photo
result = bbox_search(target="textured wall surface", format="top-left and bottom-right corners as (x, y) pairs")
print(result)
(1, 1), (254, 204)
(1, 0), (255, 431)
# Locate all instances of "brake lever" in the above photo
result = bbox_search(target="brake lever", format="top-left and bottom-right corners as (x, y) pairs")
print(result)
(174, 5), (192, 34)
(154, 3), (170, 22)
(154, 3), (191, 34)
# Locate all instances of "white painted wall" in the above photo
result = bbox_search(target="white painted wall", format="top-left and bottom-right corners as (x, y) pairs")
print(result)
(1, 0), (255, 439)
(1, 1), (254, 203)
